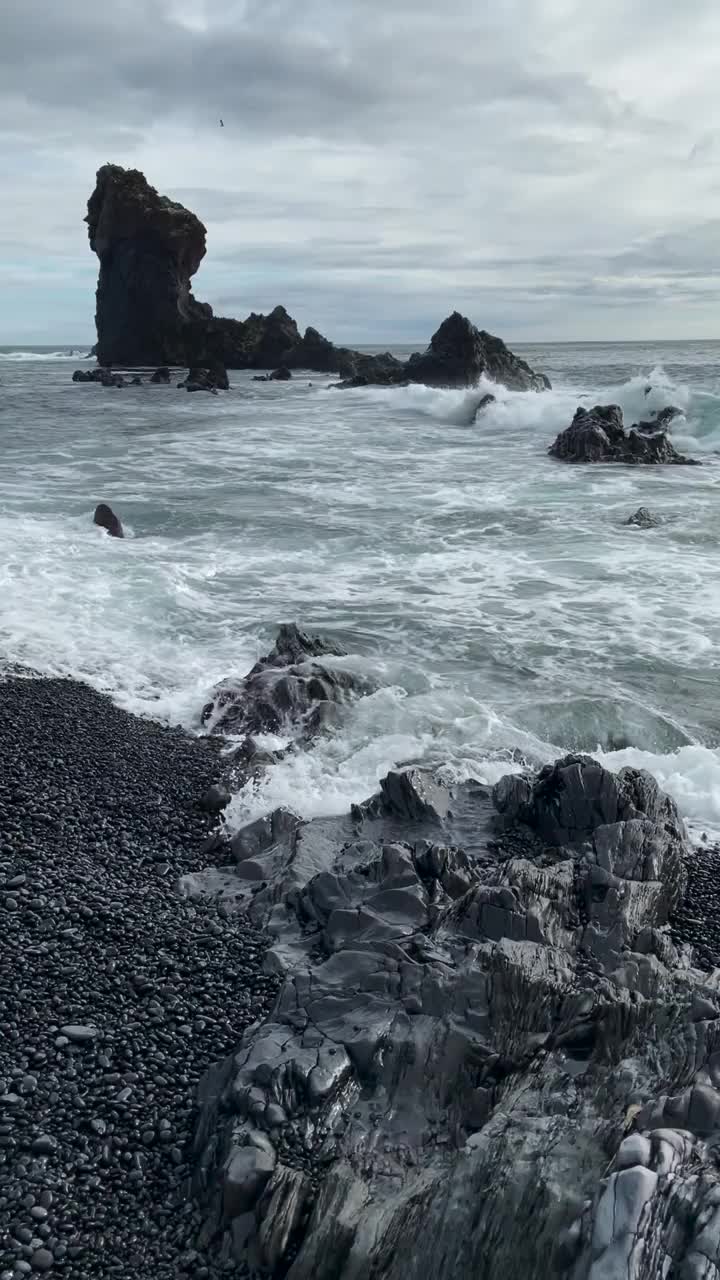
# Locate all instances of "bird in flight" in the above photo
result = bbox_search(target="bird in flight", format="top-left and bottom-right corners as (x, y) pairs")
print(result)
(220, 118), (224, 127)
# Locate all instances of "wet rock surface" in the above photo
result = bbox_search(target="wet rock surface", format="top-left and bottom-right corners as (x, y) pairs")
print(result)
(626, 507), (662, 528)
(92, 503), (123, 539)
(201, 623), (371, 744)
(0, 674), (278, 1280)
(183, 751), (720, 1279)
(549, 404), (698, 465)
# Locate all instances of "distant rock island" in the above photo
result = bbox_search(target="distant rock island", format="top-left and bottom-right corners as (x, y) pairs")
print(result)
(85, 165), (550, 391)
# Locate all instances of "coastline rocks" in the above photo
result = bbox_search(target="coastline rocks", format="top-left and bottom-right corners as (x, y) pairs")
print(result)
(626, 507), (662, 528)
(84, 167), (551, 391)
(189, 751), (713, 1278)
(150, 366), (171, 384)
(474, 392), (497, 418)
(93, 502), (124, 538)
(549, 404), (698, 465)
(200, 623), (370, 739)
(270, 366), (292, 380)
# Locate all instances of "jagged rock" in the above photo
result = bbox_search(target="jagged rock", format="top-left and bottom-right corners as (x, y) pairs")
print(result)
(84, 166), (551, 394)
(626, 507), (662, 529)
(150, 366), (171, 384)
(72, 368), (97, 382)
(270, 366), (292, 380)
(179, 365), (228, 393)
(634, 405), (684, 434)
(405, 312), (551, 390)
(187, 752), (719, 1278)
(549, 404), (698, 465)
(93, 503), (124, 538)
(200, 623), (370, 738)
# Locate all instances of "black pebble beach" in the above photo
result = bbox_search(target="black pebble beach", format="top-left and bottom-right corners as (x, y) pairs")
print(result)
(0, 674), (278, 1279)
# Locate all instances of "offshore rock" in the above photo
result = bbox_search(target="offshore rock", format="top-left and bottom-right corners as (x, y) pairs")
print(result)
(178, 364), (229, 393)
(85, 167), (551, 391)
(405, 311), (551, 390)
(93, 503), (124, 538)
(200, 623), (370, 739)
(150, 366), (171, 384)
(549, 404), (698, 465)
(626, 507), (662, 529)
(634, 405), (684, 433)
(189, 753), (720, 1278)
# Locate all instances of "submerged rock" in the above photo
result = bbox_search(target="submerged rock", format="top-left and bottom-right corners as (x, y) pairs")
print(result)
(405, 311), (550, 390)
(549, 403), (698, 465)
(189, 750), (720, 1278)
(93, 502), (124, 538)
(626, 507), (662, 528)
(270, 366), (292, 380)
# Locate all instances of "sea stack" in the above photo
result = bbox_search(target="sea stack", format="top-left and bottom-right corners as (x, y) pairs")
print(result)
(84, 165), (551, 390)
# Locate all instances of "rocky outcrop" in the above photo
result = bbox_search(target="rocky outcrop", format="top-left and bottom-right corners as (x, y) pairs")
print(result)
(549, 404), (698, 465)
(178, 365), (229, 393)
(200, 623), (372, 742)
(626, 507), (662, 529)
(93, 503), (123, 538)
(150, 366), (171, 384)
(180, 750), (720, 1278)
(404, 312), (550, 390)
(85, 166), (550, 391)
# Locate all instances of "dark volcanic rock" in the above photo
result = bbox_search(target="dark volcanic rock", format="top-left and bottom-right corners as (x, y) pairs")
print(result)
(93, 502), (124, 538)
(626, 507), (662, 528)
(634, 405), (684, 433)
(270, 366), (292, 380)
(178, 364), (228, 393)
(150, 365), (171, 384)
(549, 403), (698, 465)
(0, 674), (278, 1280)
(201, 623), (369, 739)
(187, 750), (720, 1279)
(85, 166), (551, 393)
(405, 311), (551, 390)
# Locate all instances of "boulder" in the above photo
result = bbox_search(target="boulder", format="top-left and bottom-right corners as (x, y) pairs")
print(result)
(269, 366), (292, 381)
(626, 507), (662, 528)
(474, 392), (496, 418)
(150, 366), (171, 384)
(549, 404), (698, 465)
(200, 623), (370, 738)
(93, 503), (124, 538)
(179, 365), (228, 393)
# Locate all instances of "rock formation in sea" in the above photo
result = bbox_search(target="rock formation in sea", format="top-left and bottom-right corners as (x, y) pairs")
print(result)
(180, 665), (720, 1280)
(85, 165), (550, 390)
(626, 507), (662, 528)
(549, 404), (698, 465)
(93, 502), (123, 537)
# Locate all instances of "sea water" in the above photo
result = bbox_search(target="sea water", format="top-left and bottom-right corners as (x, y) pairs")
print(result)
(1, 341), (719, 836)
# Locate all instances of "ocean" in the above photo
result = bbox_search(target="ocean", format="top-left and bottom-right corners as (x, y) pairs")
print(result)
(2, 340), (720, 839)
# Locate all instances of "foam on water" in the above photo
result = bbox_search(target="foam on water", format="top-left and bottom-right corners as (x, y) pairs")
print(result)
(1, 346), (720, 835)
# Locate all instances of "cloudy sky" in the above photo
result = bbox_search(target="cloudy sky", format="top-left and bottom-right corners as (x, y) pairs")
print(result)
(1, 0), (719, 343)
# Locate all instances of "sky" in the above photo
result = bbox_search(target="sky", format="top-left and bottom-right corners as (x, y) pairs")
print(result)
(0, 0), (719, 344)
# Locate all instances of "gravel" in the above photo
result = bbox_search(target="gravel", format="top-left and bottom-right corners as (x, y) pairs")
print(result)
(0, 674), (278, 1279)
(670, 839), (720, 968)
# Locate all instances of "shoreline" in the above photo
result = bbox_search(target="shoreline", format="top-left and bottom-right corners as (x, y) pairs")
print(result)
(0, 673), (277, 1280)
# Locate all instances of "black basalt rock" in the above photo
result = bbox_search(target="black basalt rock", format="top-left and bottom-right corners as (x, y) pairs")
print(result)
(93, 502), (124, 538)
(549, 403), (698, 465)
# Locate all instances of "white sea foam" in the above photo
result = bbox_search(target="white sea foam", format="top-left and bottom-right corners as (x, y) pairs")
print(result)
(0, 350), (92, 361)
(2, 350), (720, 835)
